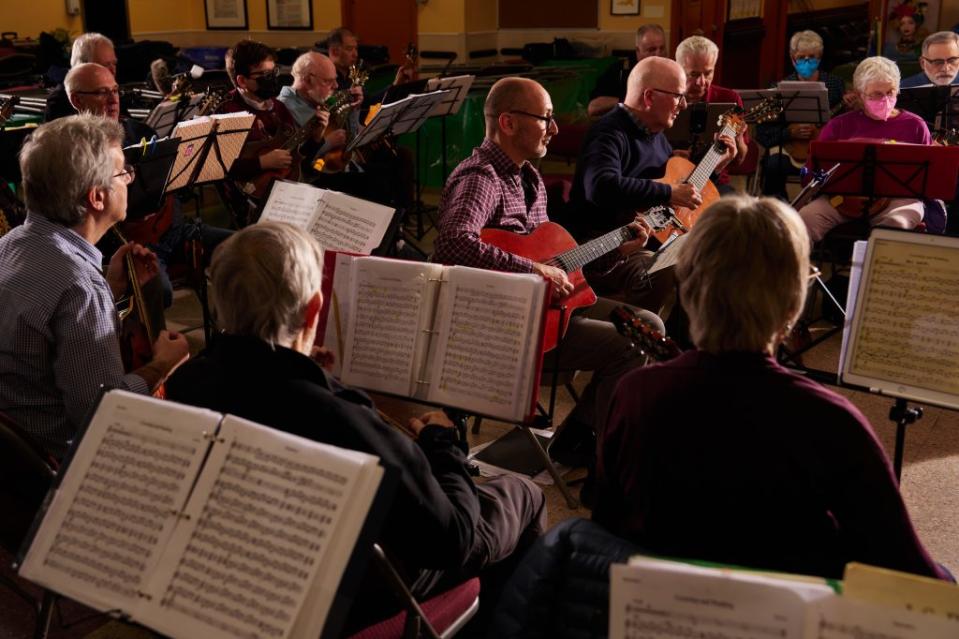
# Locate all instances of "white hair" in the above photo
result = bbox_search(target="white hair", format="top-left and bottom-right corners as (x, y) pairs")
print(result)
(70, 32), (114, 67)
(922, 31), (959, 56)
(291, 52), (318, 80)
(19, 114), (123, 227)
(853, 56), (901, 93)
(675, 35), (719, 65)
(789, 30), (824, 57)
(64, 62), (109, 99)
(209, 223), (325, 346)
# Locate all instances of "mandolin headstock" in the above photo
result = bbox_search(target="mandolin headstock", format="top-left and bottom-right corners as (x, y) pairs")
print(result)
(610, 305), (683, 362)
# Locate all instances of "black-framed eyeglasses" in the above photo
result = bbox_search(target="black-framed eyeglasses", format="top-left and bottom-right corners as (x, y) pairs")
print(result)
(113, 164), (136, 184)
(248, 68), (278, 80)
(921, 56), (959, 68)
(651, 87), (688, 104)
(73, 86), (120, 98)
(508, 110), (556, 129)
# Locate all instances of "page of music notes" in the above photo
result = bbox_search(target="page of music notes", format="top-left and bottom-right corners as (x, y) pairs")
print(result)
(842, 562), (959, 623)
(143, 415), (382, 639)
(610, 559), (834, 639)
(259, 180), (323, 229)
(806, 595), (958, 639)
(310, 190), (394, 255)
(18, 390), (218, 615)
(341, 258), (444, 398)
(843, 233), (959, 408)
(427, 267), (546, 421)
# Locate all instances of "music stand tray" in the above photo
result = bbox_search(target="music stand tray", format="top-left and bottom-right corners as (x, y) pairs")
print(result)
(741, 83), (829, 124)
(896, 84), (959, 129)
(810, 140), (959, 201)
(346, 89), (449, 153)
(665, 102), (735, 149)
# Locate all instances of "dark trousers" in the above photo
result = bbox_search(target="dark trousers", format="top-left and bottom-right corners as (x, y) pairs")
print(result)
(761, 152), (801, 201)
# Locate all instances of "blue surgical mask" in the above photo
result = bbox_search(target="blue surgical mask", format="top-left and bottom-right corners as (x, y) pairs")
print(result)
(794, 58), (820, 79)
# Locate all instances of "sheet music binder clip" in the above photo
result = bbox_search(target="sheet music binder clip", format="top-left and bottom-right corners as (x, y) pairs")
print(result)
(201, 431), (225, 443)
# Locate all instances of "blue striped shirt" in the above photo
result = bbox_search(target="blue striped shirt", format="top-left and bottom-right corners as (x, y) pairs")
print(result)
(0, 213), (149, 457)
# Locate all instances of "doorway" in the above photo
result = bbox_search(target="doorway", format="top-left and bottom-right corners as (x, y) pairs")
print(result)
(83, 0), (131, 44)
(341, 0), (417, 65)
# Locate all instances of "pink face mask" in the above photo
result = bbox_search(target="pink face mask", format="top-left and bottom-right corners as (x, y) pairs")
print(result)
(864, 95), (897, 121)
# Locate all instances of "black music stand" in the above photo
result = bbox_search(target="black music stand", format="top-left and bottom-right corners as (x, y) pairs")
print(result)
(665, 102), (735, 157)
(145, 94), (207, 138)
(424, 75), (475, 182)
(897, 84), (959, 130)
(122, 137), (179, 217)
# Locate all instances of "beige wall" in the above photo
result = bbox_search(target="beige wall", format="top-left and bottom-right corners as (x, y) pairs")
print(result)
(0, 0), (82, 40)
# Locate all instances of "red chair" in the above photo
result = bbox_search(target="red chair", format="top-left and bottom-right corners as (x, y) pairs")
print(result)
(348, 545), (480, 639)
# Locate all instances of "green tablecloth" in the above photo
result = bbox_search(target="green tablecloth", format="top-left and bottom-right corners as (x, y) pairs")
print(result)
(398, 59), (617, 188)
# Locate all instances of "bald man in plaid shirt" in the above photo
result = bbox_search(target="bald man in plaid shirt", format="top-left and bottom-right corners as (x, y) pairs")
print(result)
(434, 77), (661, 474)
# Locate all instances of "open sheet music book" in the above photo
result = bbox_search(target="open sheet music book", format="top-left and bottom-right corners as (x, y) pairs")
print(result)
(840, 229), (959, 409)
(321, 255), (548, 422)
(610, 556), (959, 639)
(259, 180), (395, 254)
(18, 390), (387, 639)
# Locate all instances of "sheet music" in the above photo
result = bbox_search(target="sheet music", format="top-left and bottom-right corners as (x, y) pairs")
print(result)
(845, 237), (959, 401)
(310, 190), (394, 254)
(18, 391), (217, 614)
(610, 560), (833, 639)
(807, 596), (958, 639)
(259, 180), (323, 228)
(341, 258), (443, 397)
(428, 267), (546, 422)
(143, 415), (381, 639)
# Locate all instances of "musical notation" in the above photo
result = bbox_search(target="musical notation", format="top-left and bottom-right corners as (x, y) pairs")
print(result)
(158, 438), (352, 638)
(437, 285), (530, 408)
(42, 421), (199, 600)
(347, 279), (422, 383)
(310, 200), (379, 254)
(851, 241), (959, 395)
(621, 602), (788, 639)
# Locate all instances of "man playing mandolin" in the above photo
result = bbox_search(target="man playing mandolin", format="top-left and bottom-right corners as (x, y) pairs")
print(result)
(434, 77), (661, 481)
(566, 56), (737, 319)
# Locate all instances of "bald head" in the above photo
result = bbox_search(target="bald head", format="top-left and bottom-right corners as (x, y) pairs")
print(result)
(484, 77), (547, 134)
(625, 56), (685, 107)
(291, 51), (338, 104)
(65, 63), (121, 120)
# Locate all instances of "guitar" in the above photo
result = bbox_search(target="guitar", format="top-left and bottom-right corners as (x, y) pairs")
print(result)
(482, 101), (781, 351)
(609, 305), (683, 362)
(643, 99), (782, 246)
(241, 91), (352, 197)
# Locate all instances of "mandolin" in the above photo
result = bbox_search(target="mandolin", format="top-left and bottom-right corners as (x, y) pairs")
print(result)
(610, 305), (683, 362)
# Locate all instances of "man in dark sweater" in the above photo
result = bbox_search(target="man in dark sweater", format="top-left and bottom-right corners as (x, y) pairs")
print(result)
(567, 56), (735, 318)
(166, 223), (546, 632)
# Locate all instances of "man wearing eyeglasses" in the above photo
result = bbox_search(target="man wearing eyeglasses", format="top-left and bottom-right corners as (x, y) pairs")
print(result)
(66, 62), (233, 313)
(0, 115), (189, 458)
(566, 56), (736, 321)
(901, 31), (959, 88)
(435, 77), (661, 487)
(44, 32), (120, 123)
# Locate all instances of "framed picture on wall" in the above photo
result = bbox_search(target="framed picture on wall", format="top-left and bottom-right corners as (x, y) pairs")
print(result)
(267, 0), (314, 30)
(205, 0), (248, 29)
(611, 0), (640, 16)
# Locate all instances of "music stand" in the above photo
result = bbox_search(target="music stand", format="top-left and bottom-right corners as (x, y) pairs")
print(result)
(122, 137), (180, 217)
(424, 75), (475, 181)
(145, 94), (207, 138)
(665, 102), (735, 155)
(741, 83), (830, 125)
(166, 112), (254, 192)
(896, 84), (959, 130)
(346, 90), (449, 155)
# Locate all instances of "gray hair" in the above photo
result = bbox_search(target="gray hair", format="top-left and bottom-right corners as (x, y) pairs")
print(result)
(675, 35), (719, 65)
(790, 30), (824, 57)
(636, 24), (665, 42)
(922, 31), (959, 56)
(677, 196), (809, 354)
(20, 114), (123, 227)
(853, 56), (901, 93)
(70, 32), (113, 67)
(327, 27), (355, 48)
(209, 222), (325, 346)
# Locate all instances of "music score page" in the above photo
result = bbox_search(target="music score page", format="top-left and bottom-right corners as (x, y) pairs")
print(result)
(843, 232), (959, 408)
(18, 391), (218, 615)
(142, 415), (382, 639)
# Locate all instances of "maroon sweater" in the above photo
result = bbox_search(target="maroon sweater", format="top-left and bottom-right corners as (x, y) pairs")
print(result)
(594, 349), (947, 581)
(217, 89), (299, 181)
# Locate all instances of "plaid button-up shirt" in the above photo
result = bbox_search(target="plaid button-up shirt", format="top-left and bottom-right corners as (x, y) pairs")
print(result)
(433, 138), (548, 273)
(0, 214), (149, 457)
